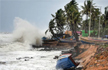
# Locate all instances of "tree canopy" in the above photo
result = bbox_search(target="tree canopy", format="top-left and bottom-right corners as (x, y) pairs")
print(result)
(46, 0), (108, 40)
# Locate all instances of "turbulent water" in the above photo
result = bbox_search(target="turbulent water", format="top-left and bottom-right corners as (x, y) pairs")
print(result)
(0, 17), (62, 70)
(0, 33), (61, 70)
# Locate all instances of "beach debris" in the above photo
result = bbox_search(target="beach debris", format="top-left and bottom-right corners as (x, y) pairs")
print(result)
(16, 56), (34, 61)
(61, 48), (76, 56)
(0, 61), (6, 64)
(40, 56), (46, 58)
(53, 56), (59, 59)
(24, 59), (29, 61)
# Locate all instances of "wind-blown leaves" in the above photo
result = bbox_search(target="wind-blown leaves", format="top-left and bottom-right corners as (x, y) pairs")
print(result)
(45, 9), (66, 38)
(64, 0), (81, 41)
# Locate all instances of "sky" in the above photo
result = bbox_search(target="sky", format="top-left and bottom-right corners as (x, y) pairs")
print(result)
(0, 0), (108, 33)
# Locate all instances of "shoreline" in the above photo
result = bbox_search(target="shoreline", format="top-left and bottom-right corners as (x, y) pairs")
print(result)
(40, 42), (108, 70)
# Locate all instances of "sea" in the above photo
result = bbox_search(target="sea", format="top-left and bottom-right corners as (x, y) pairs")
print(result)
(0, 17), (62, 70)
(0, 33), (61, 70)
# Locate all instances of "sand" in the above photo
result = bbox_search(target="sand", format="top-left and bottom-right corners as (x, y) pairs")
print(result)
(75, 44), (108, 70)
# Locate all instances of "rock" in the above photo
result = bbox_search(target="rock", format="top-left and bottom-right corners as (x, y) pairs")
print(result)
(53, 56), (59, 59)
(16, 57), (22, 60)
(40, 56), (46, 58)
(31, 57), (33, 59)
(25, 59), (29, 61)
(0, 62), (6, 64)
(24, 57), (29, 58)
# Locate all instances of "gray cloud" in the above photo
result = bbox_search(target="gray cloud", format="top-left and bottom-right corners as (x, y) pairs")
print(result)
(0, 0), (108, 32)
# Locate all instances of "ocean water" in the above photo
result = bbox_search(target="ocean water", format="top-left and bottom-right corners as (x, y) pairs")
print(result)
(0, 34), (61, 70)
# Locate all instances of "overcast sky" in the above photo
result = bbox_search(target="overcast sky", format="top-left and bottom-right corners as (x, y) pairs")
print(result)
(0, 0), (108, 33)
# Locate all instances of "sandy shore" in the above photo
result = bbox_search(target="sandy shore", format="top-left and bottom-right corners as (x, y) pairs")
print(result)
(42, 40), (108, 70)
(75, 44), (108, 70)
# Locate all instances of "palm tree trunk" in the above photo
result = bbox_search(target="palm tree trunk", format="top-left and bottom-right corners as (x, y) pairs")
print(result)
(74, 22), (79, 42)
(103, 27), (105, 37)
(85, 14), (89, 32)
(71, 23), (79, 42)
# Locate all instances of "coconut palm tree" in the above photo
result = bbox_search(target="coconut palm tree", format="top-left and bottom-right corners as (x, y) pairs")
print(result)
(64, 0), (81, 42)
(101, 6), (108, 35)
(45, 19), (55, 36)
(45, 9), (66, 39)
(104, 6), (108, 26)
(45, 19), (60, 40)
(51, 9), (66, 34)
(81, 0), (95, 31)
(91, 8), (100, 30)
(81, 19), (89, 30)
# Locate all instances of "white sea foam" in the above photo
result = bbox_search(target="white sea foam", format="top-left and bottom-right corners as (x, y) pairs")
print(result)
(0, 17), (61, 70)
(0, 33), (61, 70)
(0, 17), (53, 51)
(12, 17), (43, 46)
(0, 48), (61, 70)
(0, 17), (44, 51)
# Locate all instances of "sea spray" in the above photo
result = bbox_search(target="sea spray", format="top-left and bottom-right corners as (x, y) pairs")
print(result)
(0, 17), (52, 51)
(12, 17), (43, 46)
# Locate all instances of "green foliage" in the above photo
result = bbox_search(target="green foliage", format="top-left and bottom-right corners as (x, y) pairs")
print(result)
(104, 6), (108, 27)
(48, 19), (56, 36)
(90, 30), (98, 37)
(45, 9), (66, 38)
(54, 9), (66, 34)
(81, 0), (100, 31)
(64, 0), (81, 41)
(45, 0), (108, 39)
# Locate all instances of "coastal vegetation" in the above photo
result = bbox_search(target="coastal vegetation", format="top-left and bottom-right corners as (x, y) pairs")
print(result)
(46, 0), (108, 41)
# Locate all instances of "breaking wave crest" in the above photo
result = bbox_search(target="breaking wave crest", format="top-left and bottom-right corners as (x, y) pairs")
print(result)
(0, 17), (46, 51)
(12, 17), (43, 46)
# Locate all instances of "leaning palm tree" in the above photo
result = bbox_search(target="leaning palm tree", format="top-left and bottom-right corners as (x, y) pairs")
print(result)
(45, 9), (66, 39)
(64, 0), (81, 42)
(45, 19), (57, 38)
(51, 9), (66, 34)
